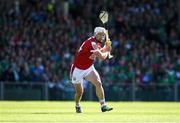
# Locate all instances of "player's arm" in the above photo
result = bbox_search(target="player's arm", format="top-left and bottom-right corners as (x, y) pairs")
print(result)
(91, 43), (109, 60)
(91, 49), (109, 60)
(100, 40), (112, 53)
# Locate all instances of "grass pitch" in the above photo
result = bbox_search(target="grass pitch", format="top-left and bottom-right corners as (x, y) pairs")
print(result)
(0, 101), (180, 123)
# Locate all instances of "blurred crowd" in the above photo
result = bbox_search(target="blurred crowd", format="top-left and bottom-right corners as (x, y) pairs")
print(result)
(0, 0), (180, 89)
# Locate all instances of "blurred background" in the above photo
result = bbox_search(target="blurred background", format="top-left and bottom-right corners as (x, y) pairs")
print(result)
(0, 0), (179, 101)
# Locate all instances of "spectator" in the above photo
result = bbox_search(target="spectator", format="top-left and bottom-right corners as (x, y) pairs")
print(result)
(0, 0), (179, 88)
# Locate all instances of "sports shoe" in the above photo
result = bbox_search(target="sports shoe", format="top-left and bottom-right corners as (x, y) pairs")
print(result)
(101, 105), (113, 112)
(75, 106), (82, 113)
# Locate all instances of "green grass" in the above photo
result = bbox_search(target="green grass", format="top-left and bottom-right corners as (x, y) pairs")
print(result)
(0, 101), (180, 123)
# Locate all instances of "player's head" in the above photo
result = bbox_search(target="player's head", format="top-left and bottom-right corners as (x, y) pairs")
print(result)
(94, 27), (106, 42)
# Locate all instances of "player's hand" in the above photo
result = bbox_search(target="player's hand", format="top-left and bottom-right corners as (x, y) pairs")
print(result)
(105, 40), (112, 47)
(105, 40), (112, 52)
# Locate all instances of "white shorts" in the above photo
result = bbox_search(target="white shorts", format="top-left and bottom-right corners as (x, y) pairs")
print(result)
(70, 64), (96, 84)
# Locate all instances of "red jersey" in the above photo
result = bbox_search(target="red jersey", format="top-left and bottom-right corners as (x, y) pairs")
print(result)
(73, 36), (102, 70)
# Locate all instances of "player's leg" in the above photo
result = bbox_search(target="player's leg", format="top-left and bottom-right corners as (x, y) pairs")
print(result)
(74, 83), (83, 113)
(70, 65), (84, 113)
(85, 70), (104, 102)
(74, 83), (83, 105)
(85, 68), (113, 112)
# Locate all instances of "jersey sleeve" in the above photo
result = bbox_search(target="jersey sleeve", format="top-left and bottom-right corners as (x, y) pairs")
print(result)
(91, 42), (98, 50)
(97, 42), (102, 49)
(91, 42), (102, 49)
